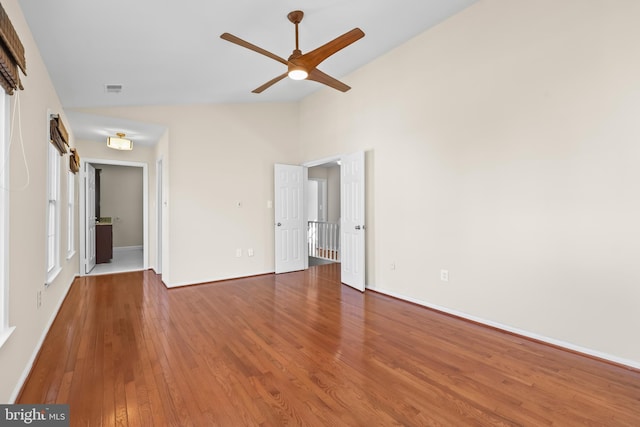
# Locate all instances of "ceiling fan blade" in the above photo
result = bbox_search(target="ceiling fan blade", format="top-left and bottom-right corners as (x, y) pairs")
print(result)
(307, 69), (351, 92)
(252, 73), (288, 93)
(220, 33), (288, 66)
(296, 28), (365, 70)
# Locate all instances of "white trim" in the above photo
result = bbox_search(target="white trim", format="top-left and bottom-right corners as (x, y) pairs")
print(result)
(165, 270), (275, 288)
(0, 91), (9, 343)
(302, 154), (342, 168)
(8, 274), (76, 403)
(156, 157), (163, 275)
(66, 170), (75, 259)
(45, 266), (62, 286)
(0, 326), (15, 349)
(45, 139), (61, 285)
(79, 158), (149, 276)
(372, 286), (640, 371)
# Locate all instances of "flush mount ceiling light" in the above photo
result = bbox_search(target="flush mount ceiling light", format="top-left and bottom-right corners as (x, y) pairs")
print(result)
(107, 132), (133, 150)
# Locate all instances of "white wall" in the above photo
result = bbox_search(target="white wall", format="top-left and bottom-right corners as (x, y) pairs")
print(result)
(79, 104), (300, 286)
(0, 0), (79, 402)
(299, 0), (640, 366)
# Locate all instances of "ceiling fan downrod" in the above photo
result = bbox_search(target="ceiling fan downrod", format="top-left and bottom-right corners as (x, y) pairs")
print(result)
(287, 10), (304, 54)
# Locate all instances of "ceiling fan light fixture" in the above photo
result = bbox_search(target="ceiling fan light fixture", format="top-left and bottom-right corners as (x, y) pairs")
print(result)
(288, 65), (308, 81)
(107, 132), (133, 150)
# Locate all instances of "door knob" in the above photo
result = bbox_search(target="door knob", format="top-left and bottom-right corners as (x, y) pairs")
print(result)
(277, 222), (282, 227)
(355, 225), (361, 230)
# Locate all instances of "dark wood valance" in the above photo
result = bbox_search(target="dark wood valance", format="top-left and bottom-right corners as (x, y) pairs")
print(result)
(69, 148), (80, 174)
(0, 3), (27, 94)
(50, 117), (68, 155)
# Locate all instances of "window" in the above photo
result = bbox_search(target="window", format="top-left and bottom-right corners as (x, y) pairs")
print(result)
(0, 92), (12, 346)
(46, 140), (61, 284)
(66, 171), (75, 258)
(0, 1), (26, 347)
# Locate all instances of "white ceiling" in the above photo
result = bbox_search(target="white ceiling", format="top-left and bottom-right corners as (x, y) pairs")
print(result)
(18, 0), (477, 144)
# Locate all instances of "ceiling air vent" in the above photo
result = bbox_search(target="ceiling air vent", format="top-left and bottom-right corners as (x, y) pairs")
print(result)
(104, 84), (123, 93)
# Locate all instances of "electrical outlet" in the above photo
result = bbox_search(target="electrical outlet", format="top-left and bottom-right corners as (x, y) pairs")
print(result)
(37, 290), (42, 309)
(440, 269), (449, 282)
(236, 248), (242, 257)
(390, 262), (396, 270)
(247, 248), (254, 257)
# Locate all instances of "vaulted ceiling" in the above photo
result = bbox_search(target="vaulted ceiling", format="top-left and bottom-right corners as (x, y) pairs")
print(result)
(18, 0), (477, 143)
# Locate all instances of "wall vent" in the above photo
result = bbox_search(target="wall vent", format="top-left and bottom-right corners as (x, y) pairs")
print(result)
(104, 84), (123, 93)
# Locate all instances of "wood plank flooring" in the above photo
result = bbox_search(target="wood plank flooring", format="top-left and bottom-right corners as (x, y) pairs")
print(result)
(18, 264), (640, 426)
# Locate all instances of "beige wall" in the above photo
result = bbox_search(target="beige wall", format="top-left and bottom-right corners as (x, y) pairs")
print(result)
(299, 0), (640, 366)
(0, 0), (79, 402)
(94, 164), (143, 247)
(5, 0), (639, 404)
(79, 104), (300, 287)
(308, 165), (340, 223)
(326, 166), (340, 223)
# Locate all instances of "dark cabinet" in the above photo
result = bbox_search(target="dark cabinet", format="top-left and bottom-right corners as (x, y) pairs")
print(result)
(96, 224), (113, 263)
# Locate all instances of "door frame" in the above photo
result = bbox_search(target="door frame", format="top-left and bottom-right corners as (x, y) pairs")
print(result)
(156, 157), (163, 275)
(79, 157), (149, 276)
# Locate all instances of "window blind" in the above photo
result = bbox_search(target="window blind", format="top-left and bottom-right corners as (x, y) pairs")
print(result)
(50, 117), (68, 155)
(0, 3), (26, 94)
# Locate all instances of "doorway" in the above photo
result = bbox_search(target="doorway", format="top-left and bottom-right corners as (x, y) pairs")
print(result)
(79, 158), (149, 276)
(307, 162), (340, 267)
(274, 151), (365, 291)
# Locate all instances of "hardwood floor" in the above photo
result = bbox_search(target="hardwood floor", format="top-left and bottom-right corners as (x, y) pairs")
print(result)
(18, 264), (640, 426)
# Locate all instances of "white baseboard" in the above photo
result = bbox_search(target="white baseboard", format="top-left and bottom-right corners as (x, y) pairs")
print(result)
(9, 274), (77, 403)
(113, 245), (143, 253)
(371, 286), (640, 371)
(166, 270), (275, 288)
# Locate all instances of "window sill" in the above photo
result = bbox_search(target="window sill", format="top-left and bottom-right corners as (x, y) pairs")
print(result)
(0, 326), (16, 349)
(46, 266), (62, 286)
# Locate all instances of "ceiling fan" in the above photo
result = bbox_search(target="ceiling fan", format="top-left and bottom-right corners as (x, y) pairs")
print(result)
(220, 10), (365, 93)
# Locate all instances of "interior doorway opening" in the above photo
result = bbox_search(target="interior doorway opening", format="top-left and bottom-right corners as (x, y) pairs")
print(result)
(79, 158), (149, 276)
(307, 161), (341, 267)
(276, 151), (365, 291)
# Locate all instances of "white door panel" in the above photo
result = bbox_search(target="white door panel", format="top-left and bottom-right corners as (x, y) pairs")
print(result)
(274, 164), (306, 273)
(341, 151), (365, 291)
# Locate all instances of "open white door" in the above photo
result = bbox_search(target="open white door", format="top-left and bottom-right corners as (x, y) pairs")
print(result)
(274, 164), (306, 273)
(341, 151), (365, 291)
(85, 163), (96, 274)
